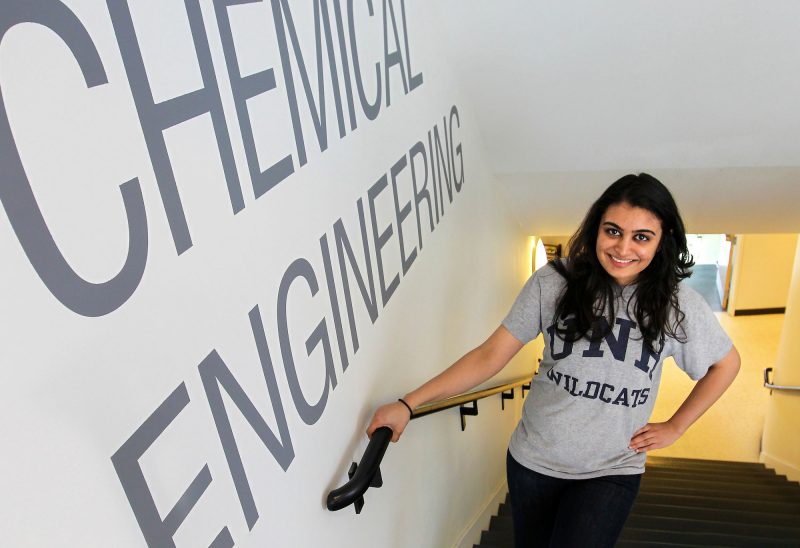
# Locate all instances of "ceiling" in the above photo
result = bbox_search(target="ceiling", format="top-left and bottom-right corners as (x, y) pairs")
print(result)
(432, 1), (800, 235)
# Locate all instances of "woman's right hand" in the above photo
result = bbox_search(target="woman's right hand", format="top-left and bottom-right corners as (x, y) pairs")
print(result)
(366, 401), (412, 442)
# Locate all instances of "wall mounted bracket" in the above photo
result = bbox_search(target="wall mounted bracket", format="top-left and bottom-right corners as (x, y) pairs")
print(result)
(501, 388), (515, 410)
(347, 462), (383, 514)
(460, 400), (479, 431)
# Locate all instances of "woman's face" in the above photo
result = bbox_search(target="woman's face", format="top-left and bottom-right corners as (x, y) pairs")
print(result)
(595, 202), (663, 285)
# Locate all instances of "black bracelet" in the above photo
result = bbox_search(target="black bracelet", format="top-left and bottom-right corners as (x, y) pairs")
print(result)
(398, 398), (413, 417)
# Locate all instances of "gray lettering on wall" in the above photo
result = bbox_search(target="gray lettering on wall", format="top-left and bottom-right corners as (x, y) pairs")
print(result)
(106, 0), (244, 255)
(199, 305), (295, 530)
(409, 140), (433, 251)
(348, 0), (382, 121)
(3, 0), (425, 315)
(209, 529), (236, 548)
(427, 130), (440, 222)
(0, 0), (148, 317)
(215, 0), (295, 198)
(390, 154), (417, 275)
(368, 174), (400, 307)
(277, 258), (337, 425)
(334, 198), (379, 354)
(331, 0), (358, 130)
(382, 0), (408, 107)
(400, 0), (423, 92)
(112, 108), (466, 544)
(111, 382), (231, 547)
(271, 0), (347, 166)
(320, 233), (350, 371)
(450, 105), (464, 191)
(433, 121), (452, 208)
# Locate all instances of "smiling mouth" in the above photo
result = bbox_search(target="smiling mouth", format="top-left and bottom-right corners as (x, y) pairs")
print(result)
(609, 255), (636, 265)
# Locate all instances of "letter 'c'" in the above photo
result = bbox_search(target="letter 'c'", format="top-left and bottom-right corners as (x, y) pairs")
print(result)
(0, 1), (147, 317)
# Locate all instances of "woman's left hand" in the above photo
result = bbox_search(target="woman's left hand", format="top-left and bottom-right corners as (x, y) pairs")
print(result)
(629, 421), (683, 453)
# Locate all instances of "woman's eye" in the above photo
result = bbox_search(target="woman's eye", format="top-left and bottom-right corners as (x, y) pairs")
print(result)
(634, 233), (650, 242)
(606, 228), (620, 236)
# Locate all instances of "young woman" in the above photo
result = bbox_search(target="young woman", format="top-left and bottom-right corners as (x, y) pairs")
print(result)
(367, 173), (740, 548)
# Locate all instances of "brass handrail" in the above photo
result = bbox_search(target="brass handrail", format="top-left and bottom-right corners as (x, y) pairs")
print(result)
(411, 375), (533, 419)
(326, 372), (534, 513)
(764, 367), (800, 392)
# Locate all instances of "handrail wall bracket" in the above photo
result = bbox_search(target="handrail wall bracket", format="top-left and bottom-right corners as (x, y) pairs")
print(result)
(501, 388), (515, 410)
(346, 462), (383, 514)
(460, 400), (479, 431)
(763, 367), (800, 394)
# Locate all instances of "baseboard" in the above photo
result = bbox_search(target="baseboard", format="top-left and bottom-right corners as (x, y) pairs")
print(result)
(734, 307), (785, 316)
(454, 480), (508, 548)
(760, 451), (800, 482)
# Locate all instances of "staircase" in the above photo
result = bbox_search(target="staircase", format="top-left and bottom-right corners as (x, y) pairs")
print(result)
(475, 456), (800, 547)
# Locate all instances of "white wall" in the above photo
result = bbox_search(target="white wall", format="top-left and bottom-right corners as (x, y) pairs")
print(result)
(0, 2), (531, 546)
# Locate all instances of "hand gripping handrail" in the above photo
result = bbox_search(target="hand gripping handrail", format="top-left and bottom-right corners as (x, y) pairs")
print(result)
(326, 374), (534, 513)
(326, 426), (392, 512)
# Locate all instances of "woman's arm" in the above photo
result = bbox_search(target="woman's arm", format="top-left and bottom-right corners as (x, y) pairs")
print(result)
(629, 345), (741, 452)
(366, 325), (525, 442)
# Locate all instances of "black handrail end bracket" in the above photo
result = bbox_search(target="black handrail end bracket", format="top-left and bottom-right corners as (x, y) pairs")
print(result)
(326, 426), (392, 512)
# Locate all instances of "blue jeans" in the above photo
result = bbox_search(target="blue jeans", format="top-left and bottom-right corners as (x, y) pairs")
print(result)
(506, 451), (641, 548)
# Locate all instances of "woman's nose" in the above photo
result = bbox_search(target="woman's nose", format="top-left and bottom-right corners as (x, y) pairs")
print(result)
(615, 237), (632, 256)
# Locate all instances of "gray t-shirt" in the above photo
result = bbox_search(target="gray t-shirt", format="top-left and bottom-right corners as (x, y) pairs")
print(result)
(502, 263), (733, 479)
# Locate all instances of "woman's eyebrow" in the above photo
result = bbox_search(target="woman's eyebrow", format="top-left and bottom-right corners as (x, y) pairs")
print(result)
(602, 221), (657, 236)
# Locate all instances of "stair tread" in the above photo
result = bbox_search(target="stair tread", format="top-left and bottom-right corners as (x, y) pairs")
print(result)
(624, 514), (800, 537)
(476, 458), (800, 548)
(620, 527), (800, 546)
(630, 502), (800, 527)
(642, 476), (800, 492)
(636, 492), (800, 515)
(644, 469), (789, 484)
(616, 542), (722, 548)
(638, 489), (800, 504)
(646, 456), (767, 467)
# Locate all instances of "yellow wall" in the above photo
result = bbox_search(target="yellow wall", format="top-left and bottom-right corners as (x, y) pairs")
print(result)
(729, 234), (798, 313)
(761, 237), (800, 481)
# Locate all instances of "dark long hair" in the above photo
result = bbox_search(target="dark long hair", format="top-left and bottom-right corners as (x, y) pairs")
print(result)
(551, 173), (694, 352)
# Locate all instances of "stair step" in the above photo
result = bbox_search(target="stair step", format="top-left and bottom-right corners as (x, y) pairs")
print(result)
(643, 466), (786, 482)
(488, 515), (513, 532)
(646, 455), (764, 467)
(641, 476), (800, 497)
(476, 458), (800, 548)
(644, 466), (785, 483)
(636, 484), (800, 502)
(624, 514), (800, 539)
(620, 527), (800, 547)
(636, 492), (800, 514)
(479, 529), (513, 546)
(646, 456), (770, 472)
(615, 542), (713, 548)
(645, 487), (800, 508)
(630, 502), (800, 528)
